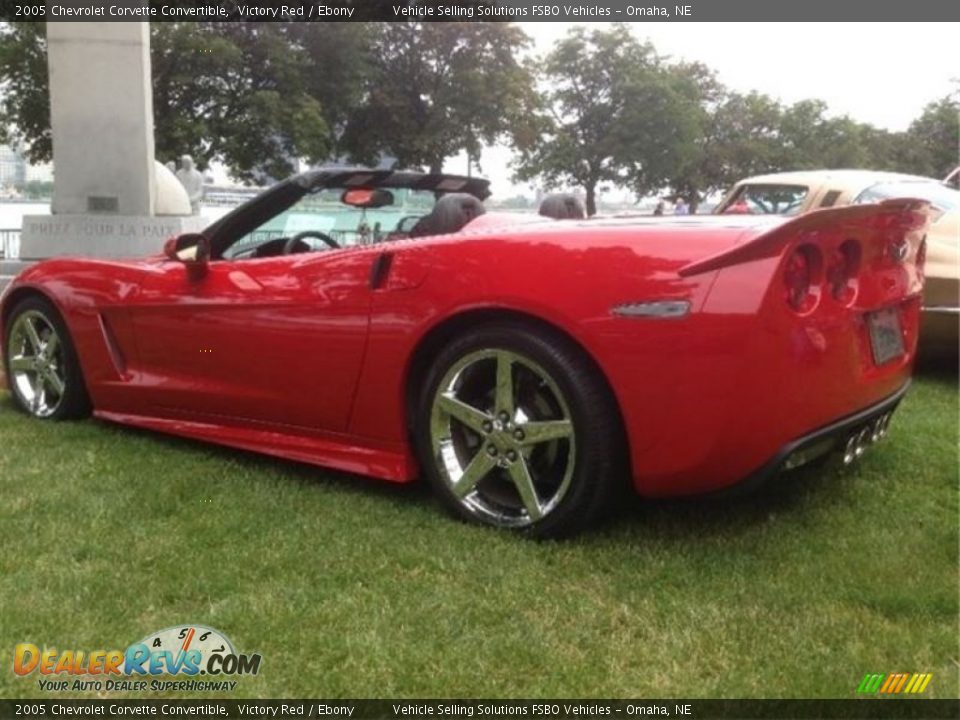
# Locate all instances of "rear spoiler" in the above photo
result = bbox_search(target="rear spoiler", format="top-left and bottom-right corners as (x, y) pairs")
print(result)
(678, 198), (933, 278)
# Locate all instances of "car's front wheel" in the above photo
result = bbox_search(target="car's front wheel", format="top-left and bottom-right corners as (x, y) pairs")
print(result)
(415, 321), (623, 538)
(4, 295), (91, 420)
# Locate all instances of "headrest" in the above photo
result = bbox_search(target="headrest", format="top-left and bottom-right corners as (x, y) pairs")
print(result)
(410, 193), (487, 237)
(539, 193), (586, 220)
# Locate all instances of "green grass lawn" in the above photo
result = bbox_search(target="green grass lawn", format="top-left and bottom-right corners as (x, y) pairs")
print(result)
(1, 370), (957, 700)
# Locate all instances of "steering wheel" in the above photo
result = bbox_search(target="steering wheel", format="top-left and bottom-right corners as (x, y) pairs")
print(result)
(282, 230), (340, 255)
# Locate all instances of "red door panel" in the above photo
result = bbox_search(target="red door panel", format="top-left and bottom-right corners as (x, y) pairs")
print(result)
(128, 252), (373, 434)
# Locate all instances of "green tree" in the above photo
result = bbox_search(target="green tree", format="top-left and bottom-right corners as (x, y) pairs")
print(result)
(900, 92), (959, 179)
(283, 22), (375, 160)
(513, 25), (697, 216)
(777, 99), (877, 169)
(340, 22), (537, 175)
(0, 23), (51, 164)
(147, 23), (332, 182)
(662, 62), (787, 211)
(858, 125), (910, 172)
(0, 22), (333, 182)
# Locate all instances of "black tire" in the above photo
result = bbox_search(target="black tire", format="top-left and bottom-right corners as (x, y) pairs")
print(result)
(414, 320), (625, 538)
(3, 295), (91, 420)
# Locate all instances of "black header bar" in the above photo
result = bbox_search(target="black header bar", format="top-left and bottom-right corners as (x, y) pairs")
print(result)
(1, 0), (959, 22)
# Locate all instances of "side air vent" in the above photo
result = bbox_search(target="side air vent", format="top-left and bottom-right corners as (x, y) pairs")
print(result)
(98, 313), (128, 377)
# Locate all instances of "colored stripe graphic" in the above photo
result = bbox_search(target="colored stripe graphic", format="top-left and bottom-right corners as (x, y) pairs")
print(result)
(859, 672), (933, 694)
(880, 674), (897, 693)
(892, 673), (909, 693)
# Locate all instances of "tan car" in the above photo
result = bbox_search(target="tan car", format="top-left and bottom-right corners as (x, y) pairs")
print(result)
(716, 170), (959, 355)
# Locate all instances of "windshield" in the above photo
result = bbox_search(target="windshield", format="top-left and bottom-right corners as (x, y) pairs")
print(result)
(223, 187), (436, 260)
(854, 181), (959, 213)
(719, 184), (809, 216)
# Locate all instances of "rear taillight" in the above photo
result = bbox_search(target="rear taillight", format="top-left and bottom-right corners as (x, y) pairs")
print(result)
(784, 244), (821, 313)
(827, 239), (861, 304)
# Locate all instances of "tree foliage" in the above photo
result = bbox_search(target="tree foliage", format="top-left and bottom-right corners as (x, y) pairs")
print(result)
(340, 22), (537, 173)
(901, 92), (959, 179)
(663, 64), (788, 210)
(0, 22), (955, 196)
(0, 22), (333, 182)
(0, 23), (51, 164)
(140, 23), (332, 182)
(512, 25), (700, 215)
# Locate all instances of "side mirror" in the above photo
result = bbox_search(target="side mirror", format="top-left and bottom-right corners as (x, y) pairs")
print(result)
(163, 233), (210, 279)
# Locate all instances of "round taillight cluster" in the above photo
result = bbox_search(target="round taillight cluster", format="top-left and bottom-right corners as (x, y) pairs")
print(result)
(783, 244), (822, 313)
(827, 239), (861, 305)
(784, 240), (866, 313)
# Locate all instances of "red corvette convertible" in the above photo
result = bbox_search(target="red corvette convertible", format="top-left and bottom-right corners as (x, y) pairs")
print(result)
(1, 169), (930, 537)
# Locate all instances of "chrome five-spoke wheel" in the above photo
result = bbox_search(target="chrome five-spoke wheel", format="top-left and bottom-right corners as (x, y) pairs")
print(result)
(419, 322), (621, 537)
(430, 349), (576, 528)
(7, 309), (67, 418)
(4, 297), (90, 421)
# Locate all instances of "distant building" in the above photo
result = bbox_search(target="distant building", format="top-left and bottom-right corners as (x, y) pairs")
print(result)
(0, 143), (53, 187)
(319, 153), (399, 171)
(0, 144), (27, 187)
(25, 161), (53, 184)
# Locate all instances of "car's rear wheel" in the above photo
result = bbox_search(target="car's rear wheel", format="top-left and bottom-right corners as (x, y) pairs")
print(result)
(415, 321), (623, 538)
(4, 296), (91, 420)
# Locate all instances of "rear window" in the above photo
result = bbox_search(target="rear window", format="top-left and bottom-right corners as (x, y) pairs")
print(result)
(720, 184), (809, 216)
(854, 181), (959, 213)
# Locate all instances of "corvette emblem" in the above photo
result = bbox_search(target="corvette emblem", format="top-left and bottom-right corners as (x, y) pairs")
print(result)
(889, 239), (909, 262)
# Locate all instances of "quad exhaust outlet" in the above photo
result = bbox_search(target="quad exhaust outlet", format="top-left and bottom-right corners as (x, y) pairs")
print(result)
(843, 412), (893, 465)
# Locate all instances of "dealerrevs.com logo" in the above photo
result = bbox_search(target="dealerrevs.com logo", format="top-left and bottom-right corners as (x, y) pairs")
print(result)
(14, 625), (262, 692)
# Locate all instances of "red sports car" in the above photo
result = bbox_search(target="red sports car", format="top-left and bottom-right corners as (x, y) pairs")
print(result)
(0, 169), (930, 537)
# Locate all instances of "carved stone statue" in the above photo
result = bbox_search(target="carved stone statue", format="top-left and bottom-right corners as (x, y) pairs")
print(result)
(175, 154), (204, 215)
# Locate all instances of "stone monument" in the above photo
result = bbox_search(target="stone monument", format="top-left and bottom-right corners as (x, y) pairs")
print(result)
(16, 22), (204, 262)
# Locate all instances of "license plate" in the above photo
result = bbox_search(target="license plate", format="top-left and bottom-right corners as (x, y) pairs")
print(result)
(867, 308), (905, 365)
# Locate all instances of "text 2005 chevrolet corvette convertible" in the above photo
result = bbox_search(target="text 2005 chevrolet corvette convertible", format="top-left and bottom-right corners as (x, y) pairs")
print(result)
(1, 169), (931, 536)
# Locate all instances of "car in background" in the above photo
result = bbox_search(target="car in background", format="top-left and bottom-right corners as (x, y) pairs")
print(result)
(716, 170), (959, 355)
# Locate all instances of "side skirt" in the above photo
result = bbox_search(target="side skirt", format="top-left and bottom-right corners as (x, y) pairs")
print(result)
(93, 410), (417, 483)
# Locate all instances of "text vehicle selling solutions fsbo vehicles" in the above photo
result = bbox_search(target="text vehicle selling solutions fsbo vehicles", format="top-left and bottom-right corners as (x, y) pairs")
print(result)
(0, 169), (931, 536)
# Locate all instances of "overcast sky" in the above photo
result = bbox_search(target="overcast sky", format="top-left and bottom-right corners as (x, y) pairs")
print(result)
(454, 22), (957, 198)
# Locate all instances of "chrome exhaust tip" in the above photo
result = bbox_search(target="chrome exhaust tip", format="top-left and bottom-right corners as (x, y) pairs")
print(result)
(843, 435), (858, 465)
(881, 412), (893, 437)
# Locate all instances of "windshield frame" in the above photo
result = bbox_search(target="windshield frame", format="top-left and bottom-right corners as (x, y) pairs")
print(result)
(202, 168), (491, 260)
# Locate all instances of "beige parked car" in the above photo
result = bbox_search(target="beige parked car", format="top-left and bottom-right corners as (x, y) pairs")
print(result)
(716, 170), (959, 355)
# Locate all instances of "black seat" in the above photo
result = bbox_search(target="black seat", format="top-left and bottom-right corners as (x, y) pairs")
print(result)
(539, 193), (586, 220)
(409, 193), (486, 238)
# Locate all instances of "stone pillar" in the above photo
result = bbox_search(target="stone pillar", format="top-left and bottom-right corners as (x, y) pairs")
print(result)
(17, 20), (201, 263)
(48, 22), (156, 216)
